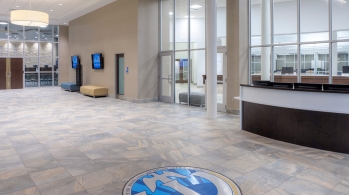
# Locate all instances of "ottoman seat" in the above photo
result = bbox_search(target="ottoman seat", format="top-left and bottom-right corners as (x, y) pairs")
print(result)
(179, 92), (205, 107)
(80, 85), (108, 98)
(61, 82), (80, 92)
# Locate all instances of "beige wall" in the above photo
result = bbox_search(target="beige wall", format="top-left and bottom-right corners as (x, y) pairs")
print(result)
(69, 0), (139, 99)
(58, 25), (69, 85)
(226, 0), (249, 113)
(68, 0), (159, 100)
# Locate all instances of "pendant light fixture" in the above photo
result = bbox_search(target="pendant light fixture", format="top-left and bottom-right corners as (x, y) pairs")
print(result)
(10, 0), (49, 26)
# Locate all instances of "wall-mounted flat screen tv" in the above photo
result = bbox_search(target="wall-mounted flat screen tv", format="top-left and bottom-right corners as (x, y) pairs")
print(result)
(71, 55), (80, 69)
(92, 53), (104, 69)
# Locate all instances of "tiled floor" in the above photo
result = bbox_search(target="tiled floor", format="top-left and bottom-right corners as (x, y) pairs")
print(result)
(0, 87), (349, 195)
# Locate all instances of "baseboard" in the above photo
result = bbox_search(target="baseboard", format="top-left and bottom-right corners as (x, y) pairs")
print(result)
(124, 97), (158, 103)
(117, 94), (124, 100)
(227, 108), (240, 115)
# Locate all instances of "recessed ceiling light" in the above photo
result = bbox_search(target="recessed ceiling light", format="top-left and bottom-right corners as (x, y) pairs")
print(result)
(16, 6), (19, 8)
(169, 12), (173, 15)
(190, 5), (202, 10)
(64, 23), (67, 24)
(35, 37), (37, 38)
(50, 10), (53, 11)
(0, 22), (7, 25)
(59, 3), (63, 6)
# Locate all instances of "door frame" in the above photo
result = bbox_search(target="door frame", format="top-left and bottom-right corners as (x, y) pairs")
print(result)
(159, 52), (175, 103)
(115, 53), (125, 99)
(217, 47), (227, 112)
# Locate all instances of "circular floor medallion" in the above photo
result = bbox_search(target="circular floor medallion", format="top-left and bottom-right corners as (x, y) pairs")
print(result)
(123, 166), (242, 195)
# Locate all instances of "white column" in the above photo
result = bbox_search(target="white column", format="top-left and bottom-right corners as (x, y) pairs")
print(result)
(206, 0), (217, 119)
(261, 0), (271, 80)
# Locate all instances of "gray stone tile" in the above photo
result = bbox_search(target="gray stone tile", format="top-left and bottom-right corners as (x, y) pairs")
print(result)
(0, 175), (36, 195)
(86, 182), (124, 195)
(3, 187), (40, 195)
(221, 158), (260, 174)
(64, 160), (103, 177)
(234, 175), (274, 195)
(75, 169), (119, 190)
(118, 148), (154, 161)
(0, 148), (17, 158)
(23, 158), (61, 173)
(332, 178), (349, 195)
(54, 152), (91, 166)
(296, 168), (341, 189)
(278, 177), (331, 195)
(232, 140), (265, 152)
(264, 159), (307, 177)
(93, 154), (130, 169)
(37, 177), (84, 195)
(245, 167), (291, 187)
(83, 148), (117, 160)
(106, 162), (146, 181)
(30, 167), (71, 186)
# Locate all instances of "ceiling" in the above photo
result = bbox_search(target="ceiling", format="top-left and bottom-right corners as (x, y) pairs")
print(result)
(0, 0), (116, 25)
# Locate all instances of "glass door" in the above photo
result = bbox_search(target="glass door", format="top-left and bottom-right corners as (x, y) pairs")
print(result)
(217, 48), (227, 112)
(160, 52), (174, 103)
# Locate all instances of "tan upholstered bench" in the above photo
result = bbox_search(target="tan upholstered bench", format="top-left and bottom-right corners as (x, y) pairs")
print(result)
(80, 85), (108, 98)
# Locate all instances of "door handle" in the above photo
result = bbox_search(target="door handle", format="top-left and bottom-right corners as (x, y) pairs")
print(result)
(168, 75), (172, 83)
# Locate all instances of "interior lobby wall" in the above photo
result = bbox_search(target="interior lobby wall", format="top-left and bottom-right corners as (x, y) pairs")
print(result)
(69, 0), (139, 98)
(137, 0), (159, 100)
(58, 25), (69, 85)
(226, 0), (249, 114)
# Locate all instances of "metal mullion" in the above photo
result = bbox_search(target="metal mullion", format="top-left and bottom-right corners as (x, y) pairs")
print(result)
(329, 0), (333, 84)
(173, 0), (176, 103)
(297, 0), (301, 83)
(38, 27), (41, 87)
(188, 0), (191, 106)
(270, 0), (274, 82)
(332, 39), (349, 43)
(159, 0), (162, 52)
(248, 0), (252, 84)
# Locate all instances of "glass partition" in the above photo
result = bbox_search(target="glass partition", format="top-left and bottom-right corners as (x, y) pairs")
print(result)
(332, 0), (349, 41)
(40, 26), (53, 42)
(53, 26), (59, 42)
(0, 22), (7, 39)
(301, 0), (328, 42)
(274, 0), (297, 44)
(300, 43), (329, 83)
(175, 0), (189, 50)
(189, 50), (205, 106)
(190, 0), (205, 49)
(25, 26), (39, 41)
(217, 0), (226, 46)
(274, 45), (298, 83)
(161, 0), (174, 51)
(9, 42), (24, 57)
(40, 42), (53, 56)
(0, 41), (8, 56)
(25, 42), (39, 56)
(175, 51), (189, 104)
(332, 42), (349, 84)
(9, 23), (23, 41)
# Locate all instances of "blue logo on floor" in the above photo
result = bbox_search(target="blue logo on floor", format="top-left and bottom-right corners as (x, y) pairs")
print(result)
(123, 167), (241, 195)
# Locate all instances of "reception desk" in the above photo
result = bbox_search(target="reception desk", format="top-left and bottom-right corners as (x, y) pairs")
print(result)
(252, 74), (349, 84)
(240, 84), (349, 154)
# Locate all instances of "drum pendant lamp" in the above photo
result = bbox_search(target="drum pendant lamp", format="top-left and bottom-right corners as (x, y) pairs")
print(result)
(10, 0), (49, 26)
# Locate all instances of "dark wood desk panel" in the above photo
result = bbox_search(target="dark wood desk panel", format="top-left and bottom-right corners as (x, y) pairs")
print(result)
(10, 58), (23, 89)
(0, 58), (6, 90)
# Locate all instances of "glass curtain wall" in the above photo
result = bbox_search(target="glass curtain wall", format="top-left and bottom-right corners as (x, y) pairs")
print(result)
(250, 0), (349, 84)
(160, 0), (226, 106)
(0, 22), (59, 87)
